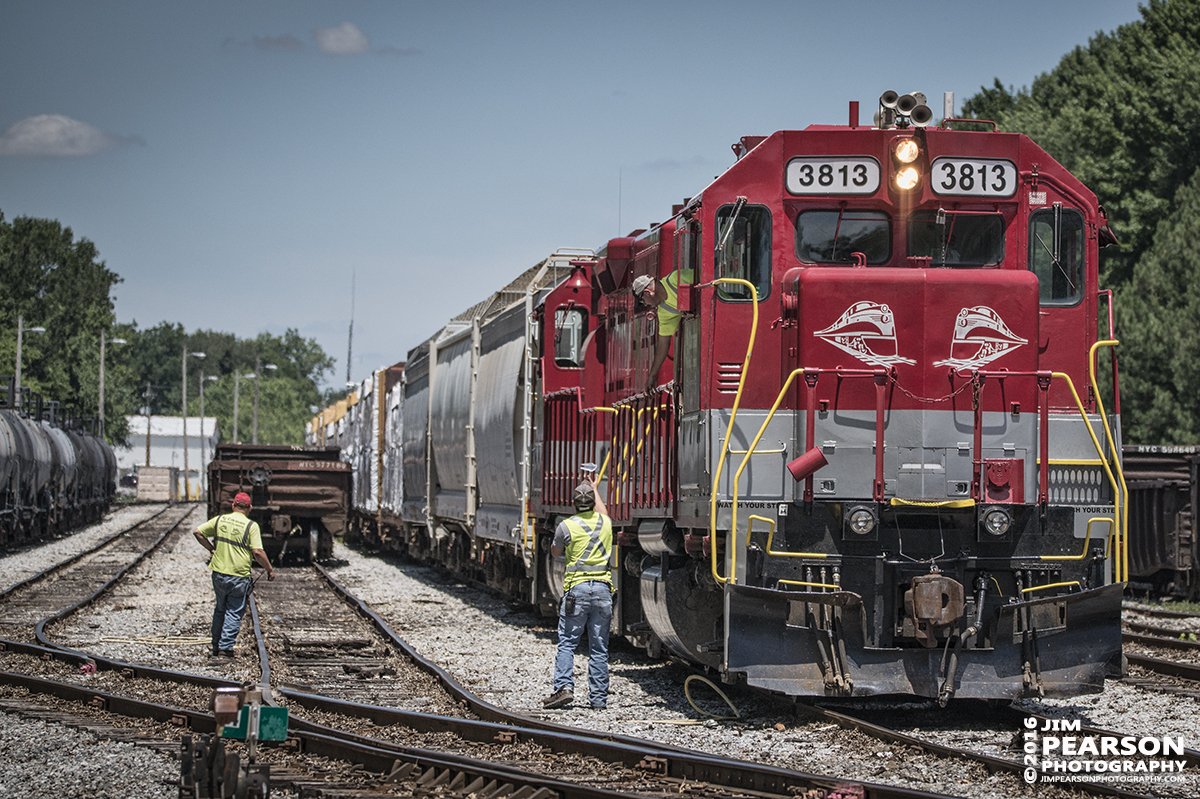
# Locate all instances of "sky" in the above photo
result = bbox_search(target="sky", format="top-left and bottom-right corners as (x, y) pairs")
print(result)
(1, 0), (1149, 390)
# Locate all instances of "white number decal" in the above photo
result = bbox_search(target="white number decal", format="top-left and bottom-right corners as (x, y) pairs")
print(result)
(931, 158), (1017, 197)
(786, 157), (881, 195)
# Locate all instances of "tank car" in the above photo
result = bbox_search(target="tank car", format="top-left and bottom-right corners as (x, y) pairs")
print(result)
(0, 379), (117, 548)
(322, 91), (1127, 702)
(206, 443), (351, 561)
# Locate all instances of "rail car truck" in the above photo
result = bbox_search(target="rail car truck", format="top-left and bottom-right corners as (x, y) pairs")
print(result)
(207, 444), (351, 562)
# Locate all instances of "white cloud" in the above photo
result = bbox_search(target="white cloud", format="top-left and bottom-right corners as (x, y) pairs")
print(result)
(0, 114), (142, 157)
(314, 22), (370, 55)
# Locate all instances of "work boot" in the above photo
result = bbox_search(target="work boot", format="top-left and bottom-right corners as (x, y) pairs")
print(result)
(542, 688), (573, 709)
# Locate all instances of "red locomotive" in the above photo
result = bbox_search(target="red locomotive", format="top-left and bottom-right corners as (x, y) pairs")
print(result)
(320, 90), (1126, 702)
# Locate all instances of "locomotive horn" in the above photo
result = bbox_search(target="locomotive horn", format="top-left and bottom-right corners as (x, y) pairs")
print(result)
(879, 90), (900, 109)
(910, 104), (935, 127)
(895, 93), (919, 116)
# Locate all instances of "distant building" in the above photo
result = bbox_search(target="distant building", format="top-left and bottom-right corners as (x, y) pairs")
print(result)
(116, 416), (219, 501)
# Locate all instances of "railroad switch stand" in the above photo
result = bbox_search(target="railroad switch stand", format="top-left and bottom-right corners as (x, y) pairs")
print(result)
(180, 687), (288, 798)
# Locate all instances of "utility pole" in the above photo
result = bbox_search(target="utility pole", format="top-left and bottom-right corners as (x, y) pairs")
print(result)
(233, 371), (240, 444)
(346, 269), (355, 385)
(143, 383), (154, 467)
(253, 357), (261, 445)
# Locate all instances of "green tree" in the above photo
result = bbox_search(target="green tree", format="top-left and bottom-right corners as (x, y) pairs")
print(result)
(961, 0), (1200, 287)
(1115, 167), (1200, 443)
(123, 323), (333, 445)
(0, 213), (130, 442)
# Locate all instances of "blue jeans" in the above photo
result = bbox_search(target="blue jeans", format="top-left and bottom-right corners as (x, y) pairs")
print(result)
(553, 580), (613, 707)
(211, 571), (250, 651)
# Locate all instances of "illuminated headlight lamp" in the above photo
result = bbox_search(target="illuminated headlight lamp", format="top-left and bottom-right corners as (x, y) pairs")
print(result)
(982, 507), (1013, 536)
(894, 138), (920, 164)
(895, 166), (920, 191)
(848, 506), (877, 535)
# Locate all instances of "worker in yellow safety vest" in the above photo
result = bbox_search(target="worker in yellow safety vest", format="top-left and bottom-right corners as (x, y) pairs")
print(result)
(193, 492), (275, 658)
(542, 473), (613, 710)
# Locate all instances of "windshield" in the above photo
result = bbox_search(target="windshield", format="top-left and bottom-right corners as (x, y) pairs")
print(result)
(795, 209), (890, 264)
(908, 211), (1005, 266)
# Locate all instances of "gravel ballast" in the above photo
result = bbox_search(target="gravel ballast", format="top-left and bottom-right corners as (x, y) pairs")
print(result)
(5, 508), (1199, 799)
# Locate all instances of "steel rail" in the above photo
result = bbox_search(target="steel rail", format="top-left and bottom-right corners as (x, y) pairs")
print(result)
(0, 504), (173, 602)
(32, 504), (195, 658)
(305, 562), (964, 799)
(0, 656), (968, 799)
(1123, 629), (1200, 653)
(1124, 652), (1200, 682)
(1122, 605), (1200, 621)
(0, 669), (633, 799)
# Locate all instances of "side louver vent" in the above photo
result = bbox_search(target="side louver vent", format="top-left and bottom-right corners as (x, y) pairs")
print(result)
(716, 362), (743, 394)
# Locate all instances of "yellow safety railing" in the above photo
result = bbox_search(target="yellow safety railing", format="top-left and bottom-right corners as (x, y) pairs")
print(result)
(707, 279), (759, 585)
(724, 367), (805, 584)
(1021, 581), (1081, 595)
(890, 498), (975, 508)
(749, 514), (829, 559)
(1050, 366), (1125, 583)
(777, 579), (841, 591)
(1088, 339), (1128, 582)
(1040, 517), (1113, 562)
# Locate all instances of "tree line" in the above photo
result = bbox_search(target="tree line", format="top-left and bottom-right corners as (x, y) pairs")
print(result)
(961, 0), (1200, 444)
(1, 212), (338, 447)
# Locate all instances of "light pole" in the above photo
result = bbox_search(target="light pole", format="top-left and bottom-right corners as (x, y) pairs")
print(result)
(250, 358), (277, 445)
(98, 331), (126, 439)
(183, 348), (206, 501)
(14, 315), (46, 403)
(199, 374), (217, 496)
(232, 371), (241, 444)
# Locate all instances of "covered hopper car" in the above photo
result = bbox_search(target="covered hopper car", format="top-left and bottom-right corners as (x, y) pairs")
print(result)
(313, 90), (1129, 703)
(207, 443), (350, 562)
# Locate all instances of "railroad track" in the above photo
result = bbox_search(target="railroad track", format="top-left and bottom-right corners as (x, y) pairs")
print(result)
(0, 547), (1014, 799)
(250, 563), (465, 715)
(1, 529), (1192, 798)
(0, 503), (192, 648)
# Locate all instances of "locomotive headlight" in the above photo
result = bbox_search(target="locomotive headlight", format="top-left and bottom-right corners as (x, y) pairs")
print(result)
(982, 507), (1013, 536)
(895, 166), (921, 190)
(848, 507), (877, 535)
(894, 138), (920, 164)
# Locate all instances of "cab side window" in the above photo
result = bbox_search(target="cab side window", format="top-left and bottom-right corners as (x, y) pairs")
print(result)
(1029, 205), (1084, 305)
(715, 203), (771, 301)
(553, 307), (588, 368)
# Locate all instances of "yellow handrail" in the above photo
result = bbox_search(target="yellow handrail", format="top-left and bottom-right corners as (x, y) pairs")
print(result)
(750, 514), (829, 558)
(1021, 581), (1080, 595)
(890, 498), (975, 508)
(1087, 339), (1128, 583)
(1040, 517), (1112, 562)
(726, 368), (806, 583)
(708, 278), (759, 585)
(1051, 368), (1124, 583)
(777, 579), (841, 591)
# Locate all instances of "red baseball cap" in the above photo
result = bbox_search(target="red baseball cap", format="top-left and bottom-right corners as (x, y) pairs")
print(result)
(233, 492), (252, 508)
